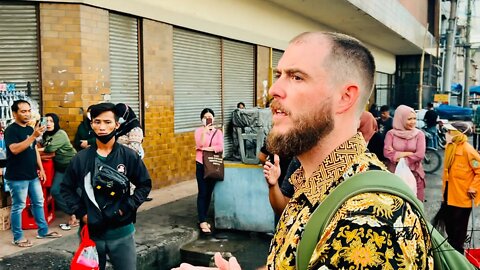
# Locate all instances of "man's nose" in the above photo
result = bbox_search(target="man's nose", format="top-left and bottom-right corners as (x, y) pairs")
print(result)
(269, 78), (285, 99)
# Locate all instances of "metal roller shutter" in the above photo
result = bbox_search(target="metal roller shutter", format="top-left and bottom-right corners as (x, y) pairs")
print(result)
(173, 28), (222, 133)
(0, 3), (40, 104)
(222, 39), (255, 158)
(272, 49), (283, 69)
(109, 13), (140, 117)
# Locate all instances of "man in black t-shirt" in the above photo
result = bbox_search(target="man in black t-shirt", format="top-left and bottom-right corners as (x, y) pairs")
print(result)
(423, 102), (439, 148)
(5, 100), (61, 247)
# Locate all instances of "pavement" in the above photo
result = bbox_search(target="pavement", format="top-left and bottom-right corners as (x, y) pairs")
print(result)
(1, 147), (480, 270)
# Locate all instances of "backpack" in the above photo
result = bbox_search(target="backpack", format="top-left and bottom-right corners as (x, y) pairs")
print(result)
(297, 170), (476, 270)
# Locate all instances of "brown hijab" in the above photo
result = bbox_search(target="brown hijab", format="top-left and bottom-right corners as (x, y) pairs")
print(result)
(358, 111), (378, 142)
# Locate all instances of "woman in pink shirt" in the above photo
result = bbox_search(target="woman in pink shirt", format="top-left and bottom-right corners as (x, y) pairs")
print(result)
(384, 105), (426, 201)
(194, 108), (224, 235)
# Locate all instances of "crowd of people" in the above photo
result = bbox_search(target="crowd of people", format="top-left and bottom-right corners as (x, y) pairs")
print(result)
(4, 30), (480, 270)
(4, 100), (152, 269)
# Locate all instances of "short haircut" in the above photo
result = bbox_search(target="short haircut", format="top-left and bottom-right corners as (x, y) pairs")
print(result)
(291, 32), (376, 114)
(237, 102), (245, 108)
(380, 105), (390, 113)
(11, 99), (30, 113)
(89, 102), (119, 121)
(427, 102), (434, 108)
(200, 108), (215, 119)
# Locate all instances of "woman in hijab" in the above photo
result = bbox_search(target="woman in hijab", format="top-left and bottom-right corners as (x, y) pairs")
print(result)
(40, 113), (78, 229)
(384, 105), (426, 201)
(115, 103), (144, 158)
(358, 111), (378, 143)
(435, 122), (480, 254)
(358, 111), (385, 161)
(73, 105), (96, 152)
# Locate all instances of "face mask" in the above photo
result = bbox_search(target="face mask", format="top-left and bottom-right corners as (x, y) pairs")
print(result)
(94, 129), (116, 144)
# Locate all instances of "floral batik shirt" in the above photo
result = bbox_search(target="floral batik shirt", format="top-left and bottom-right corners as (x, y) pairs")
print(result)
(266, 133), (434, 270)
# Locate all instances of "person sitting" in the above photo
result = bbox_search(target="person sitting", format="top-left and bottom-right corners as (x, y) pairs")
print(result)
(73, 105), (96, 152)
(39, 113), (78, 230)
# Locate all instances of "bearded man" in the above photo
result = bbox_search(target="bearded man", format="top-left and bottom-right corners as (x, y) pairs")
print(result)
(174, 31), (434, 270)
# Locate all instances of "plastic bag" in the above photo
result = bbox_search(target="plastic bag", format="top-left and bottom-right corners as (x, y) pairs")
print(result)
(394, 158), (417, 195)
(71, 226), (99, 270)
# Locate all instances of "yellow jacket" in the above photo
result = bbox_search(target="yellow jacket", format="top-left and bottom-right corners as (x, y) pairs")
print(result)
(443, 142), (480, 208)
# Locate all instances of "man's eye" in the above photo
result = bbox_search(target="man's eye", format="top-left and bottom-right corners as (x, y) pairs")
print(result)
(274, 73), (281, 79)
(292, 75), (302, 81)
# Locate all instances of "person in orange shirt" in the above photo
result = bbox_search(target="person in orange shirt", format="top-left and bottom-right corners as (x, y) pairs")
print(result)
(438, 121), (480, 254)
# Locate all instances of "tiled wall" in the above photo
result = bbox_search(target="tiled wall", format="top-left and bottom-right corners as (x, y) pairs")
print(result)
(40, 3), (108, 136)
(142, 19), (196, 188)
(38, 3), (270, 188)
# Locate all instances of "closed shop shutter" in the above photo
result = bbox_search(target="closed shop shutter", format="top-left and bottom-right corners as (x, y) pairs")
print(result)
(272, 49), (283, 69)
(222, 39), (255, 158)
(109, 13), (140, 117)
(0, 3), (40, 104)
(173, 28), (222, 133)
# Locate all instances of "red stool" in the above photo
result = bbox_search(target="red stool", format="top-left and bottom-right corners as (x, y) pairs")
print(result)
(41, 159), (54, 188)
(21, 188), (55, 229)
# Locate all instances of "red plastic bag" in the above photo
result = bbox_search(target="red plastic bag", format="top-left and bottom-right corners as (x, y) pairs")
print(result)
(466, 200), (480, 268)
(71, 226), (99, 270)
(465, 248), (480, 267)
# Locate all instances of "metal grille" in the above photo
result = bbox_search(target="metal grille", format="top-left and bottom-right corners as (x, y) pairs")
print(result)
(173, 28), (222, 133)
(0, 3), (40, 104)
(109, 13), (140, 117)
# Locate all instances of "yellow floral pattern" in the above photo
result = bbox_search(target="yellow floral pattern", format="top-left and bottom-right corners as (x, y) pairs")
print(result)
(266, 133), (434, 269)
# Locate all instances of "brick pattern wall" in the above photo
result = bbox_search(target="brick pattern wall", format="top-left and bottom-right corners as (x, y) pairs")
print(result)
(142, 19), (196, 188)
(40, 3), (108, 139)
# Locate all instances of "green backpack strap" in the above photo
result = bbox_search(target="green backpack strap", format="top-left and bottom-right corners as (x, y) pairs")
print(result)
(296, 170), (475, 270)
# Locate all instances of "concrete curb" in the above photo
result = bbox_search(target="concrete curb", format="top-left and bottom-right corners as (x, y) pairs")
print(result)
(0, 195), (200, 270)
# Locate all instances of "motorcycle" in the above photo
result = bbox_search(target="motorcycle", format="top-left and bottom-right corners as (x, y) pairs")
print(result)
(437, 121), (447, 149)
(421, 128), (442, 174)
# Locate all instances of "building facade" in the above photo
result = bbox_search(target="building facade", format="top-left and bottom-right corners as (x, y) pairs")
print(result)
(0, 0), (439, 188)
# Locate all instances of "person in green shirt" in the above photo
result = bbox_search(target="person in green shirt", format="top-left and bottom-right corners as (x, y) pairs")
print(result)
(39, 113), (78, 229)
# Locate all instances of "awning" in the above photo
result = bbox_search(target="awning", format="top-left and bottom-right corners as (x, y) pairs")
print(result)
(470, 85), (480, 95)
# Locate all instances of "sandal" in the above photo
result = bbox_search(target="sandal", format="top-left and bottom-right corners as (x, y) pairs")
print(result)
(12, 239), (33, 248)
(198, 222), (212, 235)
(36, 231), (62, 239)
(59, 223), (71, 231)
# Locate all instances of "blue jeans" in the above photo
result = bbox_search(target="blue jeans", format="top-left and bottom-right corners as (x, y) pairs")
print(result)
(196, 162), (216, 223)
(51, 171), (68, 213)
(8, 178), (48, 241)
(425, 126), (438, 149)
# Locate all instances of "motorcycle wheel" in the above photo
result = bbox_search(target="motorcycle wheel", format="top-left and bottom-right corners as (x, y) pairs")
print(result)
(423, 148), (442, 174)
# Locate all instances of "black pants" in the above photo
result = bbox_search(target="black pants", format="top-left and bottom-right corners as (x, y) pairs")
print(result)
(445, 204), (472, 254)
(196, 162), (216, 223)
(473, 133), (480, 150)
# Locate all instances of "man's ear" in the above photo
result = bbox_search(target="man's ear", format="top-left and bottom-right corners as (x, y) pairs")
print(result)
(336, 85), (360, 114)
(115, 121), (120, 129)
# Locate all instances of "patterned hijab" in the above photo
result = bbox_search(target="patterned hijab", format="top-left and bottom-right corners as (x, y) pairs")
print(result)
(390, 105), (419, 140)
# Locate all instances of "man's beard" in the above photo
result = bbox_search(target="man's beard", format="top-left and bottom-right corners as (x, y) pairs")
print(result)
(266, 100), (334, 157)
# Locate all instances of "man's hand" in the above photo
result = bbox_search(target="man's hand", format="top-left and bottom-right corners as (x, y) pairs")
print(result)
(264, 154), (281, 187)
(171, 253), (241, 270)
(38, 169), (46, 182)
(468, 187), (477, 199)
(33, 123), (46, 138)
(80, 140), (89, 149)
